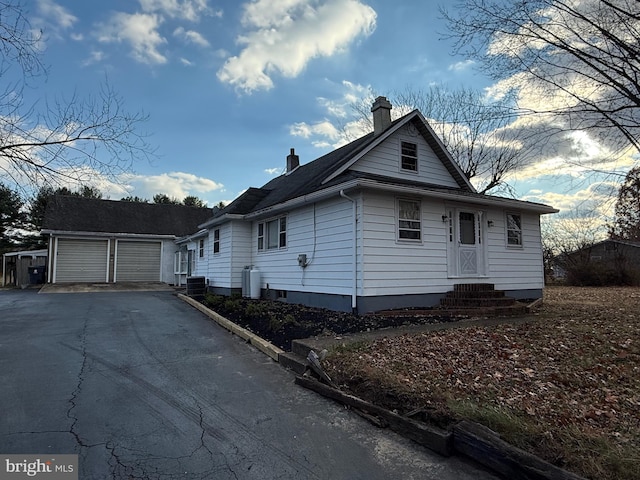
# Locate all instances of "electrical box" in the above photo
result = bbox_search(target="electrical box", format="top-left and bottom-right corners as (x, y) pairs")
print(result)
(298, 254), (308, 267)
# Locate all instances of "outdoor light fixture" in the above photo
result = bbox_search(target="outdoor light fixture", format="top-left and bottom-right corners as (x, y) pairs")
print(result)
(487, 220), (495, 227)
(442, 214), (449, 222)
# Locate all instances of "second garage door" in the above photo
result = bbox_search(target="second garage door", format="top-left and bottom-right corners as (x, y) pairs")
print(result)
(116, 241), (162, 282)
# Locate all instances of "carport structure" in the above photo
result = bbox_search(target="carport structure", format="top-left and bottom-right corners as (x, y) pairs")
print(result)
(42, 195), (214, 284)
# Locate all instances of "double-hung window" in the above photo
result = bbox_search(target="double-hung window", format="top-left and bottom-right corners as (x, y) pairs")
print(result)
(401, 141), (418, 172)
(258, 217), (287, 250)
(506, 213), (522, 246)
(213, 229), (220, 254)
(199, 238), (205, 258)
(398, 199), (421, 241)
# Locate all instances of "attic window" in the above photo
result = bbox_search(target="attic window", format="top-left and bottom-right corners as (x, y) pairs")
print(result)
(400, 141), (418, 172)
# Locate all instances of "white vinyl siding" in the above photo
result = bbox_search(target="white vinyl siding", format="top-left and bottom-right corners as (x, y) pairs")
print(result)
(486, 212), (545, 290)
(350, 126), (460, 188)
(251, 197), (356, 295)
(206, 221), (252, 289)
(361, 193), (448, 295)
(55, 238), (109, 283)
(360, 193), (545, 296)
(115, 241), (161, 282)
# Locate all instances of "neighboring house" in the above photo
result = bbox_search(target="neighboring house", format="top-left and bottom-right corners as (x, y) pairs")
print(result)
(183, 97), (558, 313)
(553, 239), (640, 280)
(42, 196), (213, 284)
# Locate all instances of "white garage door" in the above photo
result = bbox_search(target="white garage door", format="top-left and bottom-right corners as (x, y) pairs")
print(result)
(116, 241), (162, 282)
(56, 239), (109, 283)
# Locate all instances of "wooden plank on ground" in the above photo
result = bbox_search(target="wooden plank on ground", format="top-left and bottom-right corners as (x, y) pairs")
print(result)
(295, 375), (452, 456)
(453, 420), (587, 480)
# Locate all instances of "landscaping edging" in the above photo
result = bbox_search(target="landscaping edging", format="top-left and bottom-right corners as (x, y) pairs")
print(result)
(178, 293), (587, 480)
(178, 293), (284, 361)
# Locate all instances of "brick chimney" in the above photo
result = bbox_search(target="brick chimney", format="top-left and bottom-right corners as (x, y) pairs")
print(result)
(286, 148), (299, 173)
(371, 96), (392, 135)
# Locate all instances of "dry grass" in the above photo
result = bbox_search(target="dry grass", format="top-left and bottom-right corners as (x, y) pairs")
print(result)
(325, 286), (640, 480)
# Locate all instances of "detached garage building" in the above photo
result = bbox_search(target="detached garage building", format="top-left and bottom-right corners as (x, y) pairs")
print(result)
(42, 196), (214, 284)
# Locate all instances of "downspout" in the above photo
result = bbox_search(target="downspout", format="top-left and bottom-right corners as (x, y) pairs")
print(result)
(340, 190), (357, 313)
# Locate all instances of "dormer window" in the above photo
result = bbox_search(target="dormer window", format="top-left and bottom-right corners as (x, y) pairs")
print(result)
(401, 141), (418, 172)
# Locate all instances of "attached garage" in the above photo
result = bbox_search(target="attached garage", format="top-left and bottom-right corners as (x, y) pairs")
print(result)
(55, 238), (109, 283)
(115, 241), (162, 282)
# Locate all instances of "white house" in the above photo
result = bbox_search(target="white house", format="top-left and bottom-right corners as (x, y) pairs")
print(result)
(181, 97), (558, 313)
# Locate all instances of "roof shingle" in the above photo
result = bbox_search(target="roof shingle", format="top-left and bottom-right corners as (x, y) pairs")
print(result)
(42, 196), (214, 237)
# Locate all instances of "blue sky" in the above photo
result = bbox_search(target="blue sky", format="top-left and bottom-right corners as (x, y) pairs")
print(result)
(14, 0), (636, 222)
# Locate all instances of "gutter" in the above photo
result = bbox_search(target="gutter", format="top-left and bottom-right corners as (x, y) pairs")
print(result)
(242, 178), (558, 219)
(175, 229), (208, 244)
(40, 230), (177, 240)
(340, 190), (358, 313)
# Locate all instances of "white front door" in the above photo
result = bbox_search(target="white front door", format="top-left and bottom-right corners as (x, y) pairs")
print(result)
(447, 208), (486, 277)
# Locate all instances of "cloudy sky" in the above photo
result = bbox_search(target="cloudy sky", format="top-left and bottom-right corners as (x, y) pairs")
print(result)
(11, 0), (638, 220)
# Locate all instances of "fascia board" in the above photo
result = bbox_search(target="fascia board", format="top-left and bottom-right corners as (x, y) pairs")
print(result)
(244, 178), (557, 218)
(41, 230), (177, 239)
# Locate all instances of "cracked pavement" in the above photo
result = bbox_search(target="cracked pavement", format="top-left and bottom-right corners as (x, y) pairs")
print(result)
(0, 289), (498, 479)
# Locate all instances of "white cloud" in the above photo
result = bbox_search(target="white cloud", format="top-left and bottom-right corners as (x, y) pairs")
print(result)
(448, 59), (474, 72)
(107, 171), (224, 201)
(81, 50), (105, 67)
(138, 0), (217, 21)
(179, 57), (194, 66)
(173, 26), (210, 47)
(264, 167), (283, 175)
(97, 13), (168, 65)
(37, 0), (77, 30)
(217, 0), (377, 93)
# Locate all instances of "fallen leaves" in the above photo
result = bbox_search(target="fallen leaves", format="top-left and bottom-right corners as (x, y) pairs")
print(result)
(326, 286), (640, 480)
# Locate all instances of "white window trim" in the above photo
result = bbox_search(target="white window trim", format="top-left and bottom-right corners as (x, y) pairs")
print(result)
(257, 216), (287, 251)
(213, 229), (220, 255)
(400, 140), (419, 173)
(397, 198), (422, 243)
(506, 212), (523, 248)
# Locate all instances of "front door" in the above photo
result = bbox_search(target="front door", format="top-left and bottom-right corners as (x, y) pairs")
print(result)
(448, 209), (486, 277)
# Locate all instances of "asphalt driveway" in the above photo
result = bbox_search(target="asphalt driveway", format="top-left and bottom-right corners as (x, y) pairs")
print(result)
(0, 289), (498, 479)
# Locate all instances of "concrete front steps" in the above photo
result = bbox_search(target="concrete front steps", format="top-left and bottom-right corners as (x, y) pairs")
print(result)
(378, 283), (529, 319)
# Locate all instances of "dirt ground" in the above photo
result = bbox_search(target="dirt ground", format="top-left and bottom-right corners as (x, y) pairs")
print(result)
(201, 292), (463, 350)
(202, 287), (639, 480)
(325, 286), (640, 480)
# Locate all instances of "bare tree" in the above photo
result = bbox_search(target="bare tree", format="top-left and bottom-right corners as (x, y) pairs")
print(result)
(442, 0), (640, 155)
(0, 1), (152, 190)
(350, 85), (535, 194)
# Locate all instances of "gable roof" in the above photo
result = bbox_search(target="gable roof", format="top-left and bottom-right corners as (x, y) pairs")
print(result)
(202, 110), (481, 227)
(42, 196), (215, 237)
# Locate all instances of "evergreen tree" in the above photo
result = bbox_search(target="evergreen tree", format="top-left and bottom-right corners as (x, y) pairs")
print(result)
(0, 184), (25, 253)
(609, 167), (640, 241)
